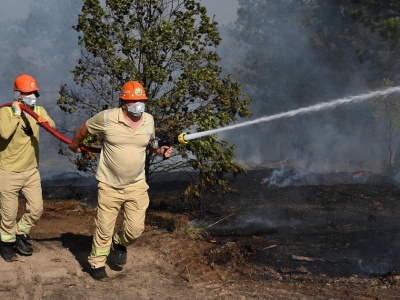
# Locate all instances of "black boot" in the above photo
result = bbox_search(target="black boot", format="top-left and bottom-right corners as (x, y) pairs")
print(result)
(112, 242), (127, 268)
(1, 242), (18, 262)
(15, 234), (33, 255)
(89, 266), (107, 280)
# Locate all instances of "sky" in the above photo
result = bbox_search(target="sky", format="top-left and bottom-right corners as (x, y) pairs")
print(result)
(200, 0), (239, 25)
(0, 1), (30, 20)
(0, 0), (239, 24)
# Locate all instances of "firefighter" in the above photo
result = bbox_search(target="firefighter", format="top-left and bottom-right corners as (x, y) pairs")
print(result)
(68, 80), (173, 280)
(0, 74), (56, 262)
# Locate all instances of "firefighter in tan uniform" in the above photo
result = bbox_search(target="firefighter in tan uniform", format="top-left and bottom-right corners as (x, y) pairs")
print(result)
(68, 81), (173, 280)
(0, 74), (56, 262)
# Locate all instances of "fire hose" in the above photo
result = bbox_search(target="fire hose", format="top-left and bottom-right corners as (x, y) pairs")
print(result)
(0, 102), (101, 153)
(3, 87), (400, 154)
(0, 102), (188, 153)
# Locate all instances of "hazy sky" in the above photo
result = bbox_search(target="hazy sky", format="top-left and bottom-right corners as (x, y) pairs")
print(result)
(0, 1), (30, 20)
(201, 0), (239, 25)
(0, 0), (239, 25)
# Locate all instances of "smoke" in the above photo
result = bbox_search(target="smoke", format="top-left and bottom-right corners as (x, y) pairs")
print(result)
(1, 0), (398, 181)
(217, 1), (400, 178)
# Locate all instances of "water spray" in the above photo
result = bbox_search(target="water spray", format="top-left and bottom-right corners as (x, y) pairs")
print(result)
(172, 86), (400, 143)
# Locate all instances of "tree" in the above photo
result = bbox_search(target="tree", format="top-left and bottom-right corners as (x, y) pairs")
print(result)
(57, 0), (252, 206)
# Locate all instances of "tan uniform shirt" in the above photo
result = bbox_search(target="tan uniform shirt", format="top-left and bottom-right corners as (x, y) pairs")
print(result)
(86, 108), (155, 188)
(0, 106), (56, 172)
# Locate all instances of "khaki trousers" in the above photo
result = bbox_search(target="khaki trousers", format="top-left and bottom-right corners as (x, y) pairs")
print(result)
(88, 180), (149, 269)
(0, 168), (43, 242)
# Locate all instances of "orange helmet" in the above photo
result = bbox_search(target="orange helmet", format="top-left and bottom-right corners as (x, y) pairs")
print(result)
(119, 81), (148, 101)
(13, 74), (40, 93)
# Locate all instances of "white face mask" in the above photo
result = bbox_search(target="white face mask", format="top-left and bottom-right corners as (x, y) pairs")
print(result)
(22, 94), (37, 106)
(126, 102), (145, 117)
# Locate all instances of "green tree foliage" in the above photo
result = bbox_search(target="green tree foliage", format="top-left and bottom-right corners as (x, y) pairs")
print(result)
(57, 0), (252, 205)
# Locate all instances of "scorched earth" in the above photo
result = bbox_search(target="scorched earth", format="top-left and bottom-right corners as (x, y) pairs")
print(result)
(1, 169), (400, 300)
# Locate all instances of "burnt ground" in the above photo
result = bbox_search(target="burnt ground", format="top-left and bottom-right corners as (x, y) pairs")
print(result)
(1, 169), (400, 299)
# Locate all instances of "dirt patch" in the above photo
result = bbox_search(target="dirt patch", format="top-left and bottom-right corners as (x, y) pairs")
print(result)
(1, 170), (400, 299)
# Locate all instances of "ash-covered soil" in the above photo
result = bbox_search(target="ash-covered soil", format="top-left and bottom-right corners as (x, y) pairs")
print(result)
(2, 169), (400, 299)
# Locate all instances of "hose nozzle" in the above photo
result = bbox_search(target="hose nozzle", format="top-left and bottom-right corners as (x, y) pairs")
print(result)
(177, 132), (187, 144)
(150, 132), (188, 149)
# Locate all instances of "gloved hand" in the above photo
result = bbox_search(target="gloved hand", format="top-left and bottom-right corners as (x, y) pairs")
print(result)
(12, 101), (21, 116)
(37, 116), (49, 123)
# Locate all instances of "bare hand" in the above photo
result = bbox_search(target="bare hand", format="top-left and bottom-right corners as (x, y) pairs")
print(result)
(161, 145), (173, 158)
